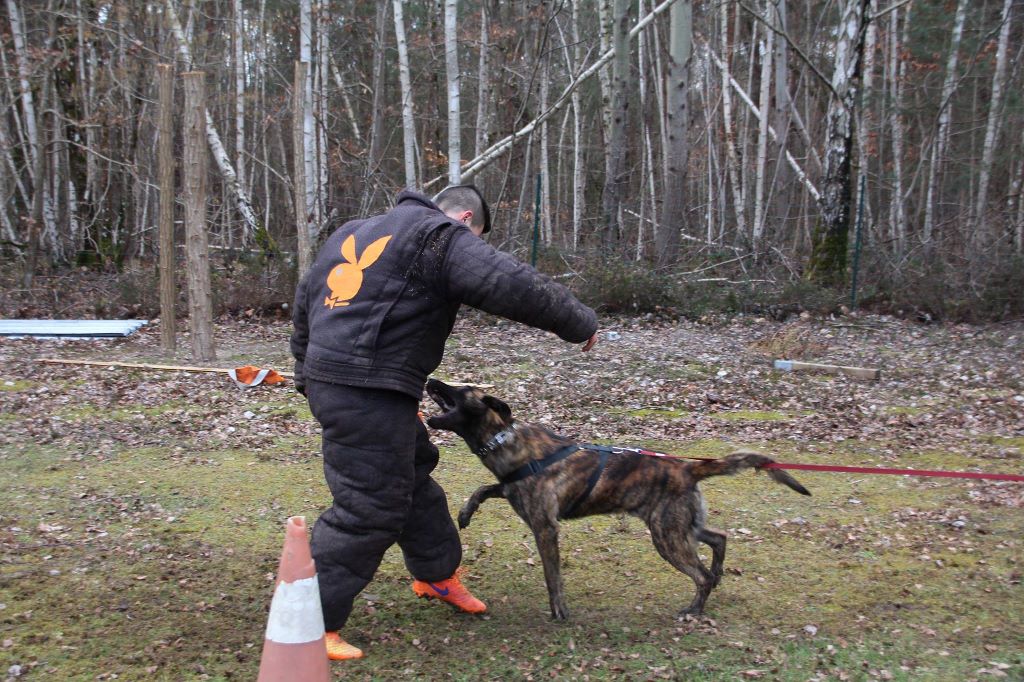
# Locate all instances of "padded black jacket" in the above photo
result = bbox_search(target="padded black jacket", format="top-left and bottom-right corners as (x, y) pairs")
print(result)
(290, 191), (597, 398)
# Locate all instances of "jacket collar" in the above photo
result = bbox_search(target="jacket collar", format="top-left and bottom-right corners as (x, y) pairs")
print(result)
(395, 190), (441, 212)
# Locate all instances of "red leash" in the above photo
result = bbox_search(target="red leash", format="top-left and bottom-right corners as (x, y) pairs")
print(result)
(631, 448), (1024, 483)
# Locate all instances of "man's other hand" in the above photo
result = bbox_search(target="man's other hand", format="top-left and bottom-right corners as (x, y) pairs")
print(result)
(582, 333), (598, 352)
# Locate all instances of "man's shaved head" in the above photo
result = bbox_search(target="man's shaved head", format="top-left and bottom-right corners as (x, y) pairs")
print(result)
(434, 184), (491, 234)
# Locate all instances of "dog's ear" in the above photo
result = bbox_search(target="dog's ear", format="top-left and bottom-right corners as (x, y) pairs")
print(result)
(482, 395), (512, 424)
(464, 394), (488, 415)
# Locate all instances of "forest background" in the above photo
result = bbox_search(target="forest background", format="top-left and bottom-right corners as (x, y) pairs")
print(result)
(2, 0), (1023, 323)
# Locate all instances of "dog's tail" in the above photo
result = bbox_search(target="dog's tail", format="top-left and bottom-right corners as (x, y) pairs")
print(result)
(688, 450), (811, 496)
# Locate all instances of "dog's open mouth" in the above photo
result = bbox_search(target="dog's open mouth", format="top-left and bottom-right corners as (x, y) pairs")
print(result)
(425, 380), (460, 423)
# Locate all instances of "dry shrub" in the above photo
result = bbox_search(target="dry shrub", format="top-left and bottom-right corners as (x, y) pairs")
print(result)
(748, 324), (829, 359)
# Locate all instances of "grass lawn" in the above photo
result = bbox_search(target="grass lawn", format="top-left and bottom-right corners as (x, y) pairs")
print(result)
(2, 317), (1022, 679)
(2, 431), (1021, 680)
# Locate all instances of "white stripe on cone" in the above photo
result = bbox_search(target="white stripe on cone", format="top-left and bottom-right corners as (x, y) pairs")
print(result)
(264, 575), (326, 644)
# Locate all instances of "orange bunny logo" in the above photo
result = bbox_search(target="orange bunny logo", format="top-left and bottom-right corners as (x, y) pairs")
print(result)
(323, 234), (392, 309)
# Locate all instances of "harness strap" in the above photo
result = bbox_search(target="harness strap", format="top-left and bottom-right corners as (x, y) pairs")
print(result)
(499, 444), (582, 484)
(498, 442), (618, 519)
(561, 448), (611, 519)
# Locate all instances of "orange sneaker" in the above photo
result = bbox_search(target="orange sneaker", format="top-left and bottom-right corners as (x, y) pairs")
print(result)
(325, 631), (363, 661)
(411, 567), (487, 614)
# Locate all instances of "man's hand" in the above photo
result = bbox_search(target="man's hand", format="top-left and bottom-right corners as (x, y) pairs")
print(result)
(582, 333), (598, 352)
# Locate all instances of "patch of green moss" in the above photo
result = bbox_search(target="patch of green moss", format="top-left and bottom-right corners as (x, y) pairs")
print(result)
(884, 405), (928, 416)
(0, 379), (33, 392)
(614, 406), (691, 419)
(983, 435), (1024, 450)
(711, 409), (799, 422)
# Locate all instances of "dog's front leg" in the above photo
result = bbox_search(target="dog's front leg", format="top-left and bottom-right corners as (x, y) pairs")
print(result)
(531, 521), (569, 620)
(458, 483), (505, 529)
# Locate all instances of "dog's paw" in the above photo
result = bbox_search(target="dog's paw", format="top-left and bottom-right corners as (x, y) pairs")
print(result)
(550, 605), (570, 621)
(457, 508), (473, 529)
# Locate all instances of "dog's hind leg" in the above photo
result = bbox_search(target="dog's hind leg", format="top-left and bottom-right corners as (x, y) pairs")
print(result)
(457, 483), (505, 529)
(697, 528), (727, 589)
(531, 520), (569, 620)
(650, 524), (715, 617)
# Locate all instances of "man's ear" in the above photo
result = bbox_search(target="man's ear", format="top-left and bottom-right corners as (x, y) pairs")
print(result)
(482, 395), (512, 423)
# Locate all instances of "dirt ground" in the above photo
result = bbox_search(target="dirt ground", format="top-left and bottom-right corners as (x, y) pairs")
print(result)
(1, 312), (1022, 680)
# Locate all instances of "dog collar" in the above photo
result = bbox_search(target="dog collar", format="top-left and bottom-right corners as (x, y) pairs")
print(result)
(476, 422), (522, 459)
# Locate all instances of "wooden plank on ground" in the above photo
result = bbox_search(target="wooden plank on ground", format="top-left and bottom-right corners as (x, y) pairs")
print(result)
(35, 358), (295, 378)
(773, 359), (881, 381)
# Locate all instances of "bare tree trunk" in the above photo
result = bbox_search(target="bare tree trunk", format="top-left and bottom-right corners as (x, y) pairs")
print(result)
(771, 0), (792, 229)
(233, 0), (246, 194)
(294, 61), (312, 278)
(165, 0), (260, 241)
(856, 0), (877, 248)
(329, 55), (364, 147)
(359, 0), (389, 213)
(445, 0), (461, 183)
(298, 0), (318, 230)
(807, 0), (870, 287)
(973, 0), (1014, 248)
(316, 2), (329, 224)
(1016, 127), (1024, 253)
(182, 72), (216, 362)
(719, 1), (746, 239)
(657, 0), (692, 265)
(602, 0), (630, 250)
(636, 0), (658, 256)
(393, 0), (417, 188)
(597, 0), (614, 143)
(923, 0), (967, 246)
(6, 0), (38, 176)
(540, 55), (551, 244)
(887, 3), (910, 256)
(571, 0), (584, 250)
(752, 5), (773, 250)
(158, 64), (177, 354)
(7, 0), (56, 247)
(474, 1), (491, 159)
(74, 0), (97, 223)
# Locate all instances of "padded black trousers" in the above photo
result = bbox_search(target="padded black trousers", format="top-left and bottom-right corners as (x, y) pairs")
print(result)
(305, 380), (462, 631)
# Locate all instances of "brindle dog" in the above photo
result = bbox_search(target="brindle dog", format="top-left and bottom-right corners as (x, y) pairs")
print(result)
(425, 379), (811, 620)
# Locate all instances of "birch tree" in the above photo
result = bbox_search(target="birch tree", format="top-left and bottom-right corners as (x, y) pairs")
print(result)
(973, 0), (1014, 248)
(393, 0), (417, 188)
(445, 0), (461, 184)
(887, 3), (910, 255)
(807, 0), (871, 286)
(719, 1), (745, 240)
(233, 0), (245, 192)
(752, 4), (773, 250)
(923, 0), (968, 246)
(474, 2), (492, 159)
(298, 0), (318, 229)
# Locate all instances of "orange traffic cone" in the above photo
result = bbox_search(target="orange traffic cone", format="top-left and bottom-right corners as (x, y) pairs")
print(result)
(257, 516), (331, 682)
